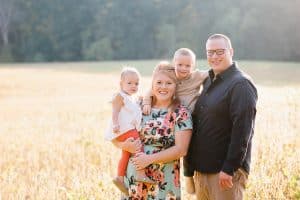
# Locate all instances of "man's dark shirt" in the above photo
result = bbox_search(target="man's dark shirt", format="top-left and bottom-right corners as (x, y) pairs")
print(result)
(185, 62), (257, 176)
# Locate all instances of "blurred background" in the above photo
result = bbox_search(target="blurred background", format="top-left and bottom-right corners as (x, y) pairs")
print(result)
(0, 0), (300, 62)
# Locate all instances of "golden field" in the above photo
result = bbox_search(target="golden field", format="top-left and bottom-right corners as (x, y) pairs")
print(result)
(0, 62), (299, 200)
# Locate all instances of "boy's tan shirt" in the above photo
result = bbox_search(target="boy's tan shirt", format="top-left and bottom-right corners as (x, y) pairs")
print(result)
(143, 69), (208, 111)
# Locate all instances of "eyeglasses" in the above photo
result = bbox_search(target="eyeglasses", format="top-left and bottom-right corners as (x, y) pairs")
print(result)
(206, 49), (227, 57)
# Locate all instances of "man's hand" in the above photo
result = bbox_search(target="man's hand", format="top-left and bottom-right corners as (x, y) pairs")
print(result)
(142, 104), (151, 115)
(219, 171), (233, 190)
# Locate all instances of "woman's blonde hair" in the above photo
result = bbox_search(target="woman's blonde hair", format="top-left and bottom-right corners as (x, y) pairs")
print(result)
(151, 61), (180, 112)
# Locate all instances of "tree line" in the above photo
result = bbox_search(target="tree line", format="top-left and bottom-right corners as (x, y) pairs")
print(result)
(0, 0), (299, 62)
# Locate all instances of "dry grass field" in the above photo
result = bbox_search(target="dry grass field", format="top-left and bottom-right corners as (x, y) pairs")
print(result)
(0, 61), (299, 200)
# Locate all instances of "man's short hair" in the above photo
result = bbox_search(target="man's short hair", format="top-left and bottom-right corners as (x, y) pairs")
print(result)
(207, 34), (232, 49)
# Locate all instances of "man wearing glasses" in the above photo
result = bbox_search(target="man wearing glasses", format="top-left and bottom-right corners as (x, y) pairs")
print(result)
(185, 34), (257, 199)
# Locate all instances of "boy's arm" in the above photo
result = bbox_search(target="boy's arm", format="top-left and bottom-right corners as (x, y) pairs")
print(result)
(193, 69), (209, 82)
(142, 88), (153, 106)
(112, 93), (124, 133)
(142, 88), (153, 115)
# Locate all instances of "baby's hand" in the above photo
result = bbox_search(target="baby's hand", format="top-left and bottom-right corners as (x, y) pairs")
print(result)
(113, 124), (120, 134)
(142, 104), (151, 115)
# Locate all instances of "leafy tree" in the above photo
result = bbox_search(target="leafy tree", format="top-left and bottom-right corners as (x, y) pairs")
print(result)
(1, 0), (299, 62)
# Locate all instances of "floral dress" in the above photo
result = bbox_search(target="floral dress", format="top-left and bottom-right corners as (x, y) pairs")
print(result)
(123, 105), (192, 200)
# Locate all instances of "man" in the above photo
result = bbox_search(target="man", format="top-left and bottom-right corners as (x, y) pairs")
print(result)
(185, 34), (257, 199)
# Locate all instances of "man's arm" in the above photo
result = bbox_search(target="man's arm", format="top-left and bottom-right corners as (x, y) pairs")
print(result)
(222, 80), (257, 175)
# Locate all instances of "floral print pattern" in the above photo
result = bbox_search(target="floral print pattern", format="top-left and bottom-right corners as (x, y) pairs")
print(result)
(122, 105), (192, 199)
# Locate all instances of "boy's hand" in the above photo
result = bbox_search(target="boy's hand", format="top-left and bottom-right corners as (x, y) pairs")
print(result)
(142, 104), (151, 115)
(112, 124), (120, 134)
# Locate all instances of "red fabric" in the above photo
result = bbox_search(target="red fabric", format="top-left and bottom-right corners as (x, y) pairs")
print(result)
(116, 129), (141, 176)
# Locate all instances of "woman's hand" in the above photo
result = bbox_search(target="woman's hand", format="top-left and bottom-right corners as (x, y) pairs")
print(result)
(113, 137), (142, 154)
(132, 152), (152, 170)
(122, 137), (142, 153)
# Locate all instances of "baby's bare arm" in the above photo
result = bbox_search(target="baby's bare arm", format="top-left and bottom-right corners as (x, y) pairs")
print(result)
(112, 93), (124, 133)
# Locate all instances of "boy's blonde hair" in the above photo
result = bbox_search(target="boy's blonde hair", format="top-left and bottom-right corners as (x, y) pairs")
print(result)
(120, 67), (141, 81)
(173, 48), (196, 65)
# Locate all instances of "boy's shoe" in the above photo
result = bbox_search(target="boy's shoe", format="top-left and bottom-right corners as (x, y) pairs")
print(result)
(113, 177), (129, 196)
(185, 176), (195, 194)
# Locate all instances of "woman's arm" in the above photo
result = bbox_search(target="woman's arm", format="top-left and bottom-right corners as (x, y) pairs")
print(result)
(132, 129), (192, 170)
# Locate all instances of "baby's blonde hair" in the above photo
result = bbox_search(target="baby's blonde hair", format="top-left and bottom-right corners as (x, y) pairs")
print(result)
(120, 67), (141, 81)
(173, 48), (196, 65)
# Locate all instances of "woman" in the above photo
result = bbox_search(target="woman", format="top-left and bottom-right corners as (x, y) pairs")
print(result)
(114, 61), (192, 199)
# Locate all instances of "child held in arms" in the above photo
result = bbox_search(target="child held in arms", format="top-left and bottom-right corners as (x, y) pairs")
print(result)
(105, 67), (155, 195)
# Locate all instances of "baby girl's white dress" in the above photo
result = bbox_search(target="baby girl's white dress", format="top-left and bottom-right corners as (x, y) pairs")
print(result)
(104, 91), (142, 141)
